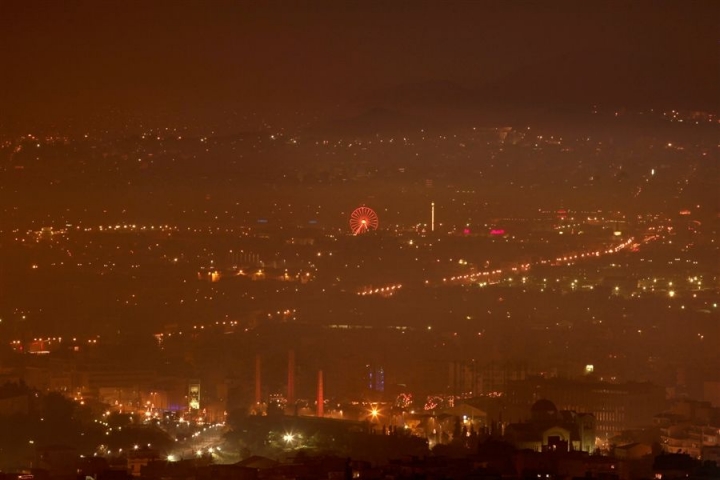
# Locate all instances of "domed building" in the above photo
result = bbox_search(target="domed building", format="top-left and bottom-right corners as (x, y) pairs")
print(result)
(530, 399), (559, 422)
(504, 399), (596, 453)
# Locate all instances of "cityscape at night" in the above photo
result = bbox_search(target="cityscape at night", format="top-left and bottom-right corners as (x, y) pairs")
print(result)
(0, 1), (719, 480)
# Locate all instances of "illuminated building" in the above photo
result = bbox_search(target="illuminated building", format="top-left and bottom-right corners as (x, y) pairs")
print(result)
(188, 380), (201, 411)
(366, 364), (385, 393)
(508, 378), (666, 438)
(504, 399), (596, 453)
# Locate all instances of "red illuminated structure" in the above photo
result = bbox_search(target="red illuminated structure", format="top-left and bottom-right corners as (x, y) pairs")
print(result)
(349, 206), (379, 235)
(317, 370), (324, 417)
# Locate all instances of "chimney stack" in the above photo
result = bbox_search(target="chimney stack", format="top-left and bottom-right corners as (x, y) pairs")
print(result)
(254, 354), (262, 404)
(317, 370), (324, 417)
(288, 349), (295, 405)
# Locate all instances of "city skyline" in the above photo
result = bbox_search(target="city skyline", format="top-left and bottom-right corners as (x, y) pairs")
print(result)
(0, 1), (718, 477)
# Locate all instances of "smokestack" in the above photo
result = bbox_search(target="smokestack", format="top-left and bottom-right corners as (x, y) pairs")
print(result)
(255, 354), (262, 404)
(317, 370), (324, 417)
(288, 349), (295, 405)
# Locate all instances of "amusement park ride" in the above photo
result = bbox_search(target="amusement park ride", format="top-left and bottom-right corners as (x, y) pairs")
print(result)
(349, 206), (379, 235)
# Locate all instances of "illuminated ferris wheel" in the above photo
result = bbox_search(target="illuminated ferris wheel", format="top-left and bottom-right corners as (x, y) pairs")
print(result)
(349, 206), (379, 235)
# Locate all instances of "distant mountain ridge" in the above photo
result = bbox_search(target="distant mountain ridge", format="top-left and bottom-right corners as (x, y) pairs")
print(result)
(346, 47), (717, 114)
(481, 47), (717, 110)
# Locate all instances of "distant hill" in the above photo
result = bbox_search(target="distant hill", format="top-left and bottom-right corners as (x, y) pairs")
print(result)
(342, 48), (717, 115)
(481, 47), (718, 110)
(349, 80), (482, 111)
(304, 106), (445, 138)
(306, 46), (718, 138)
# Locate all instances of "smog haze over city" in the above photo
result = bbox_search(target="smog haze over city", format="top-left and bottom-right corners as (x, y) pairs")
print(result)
(0, 1), (719, 478)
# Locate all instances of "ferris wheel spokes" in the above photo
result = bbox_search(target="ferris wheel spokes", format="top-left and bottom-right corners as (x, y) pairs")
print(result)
(349, 206), (379, 235)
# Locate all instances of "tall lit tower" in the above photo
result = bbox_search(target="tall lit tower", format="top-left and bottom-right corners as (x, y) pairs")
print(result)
(431, 202), (435, 232)
(317, 370), (324, 417)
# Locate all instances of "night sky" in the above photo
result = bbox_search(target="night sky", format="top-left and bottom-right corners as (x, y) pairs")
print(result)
(1, 1), (718, 131)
